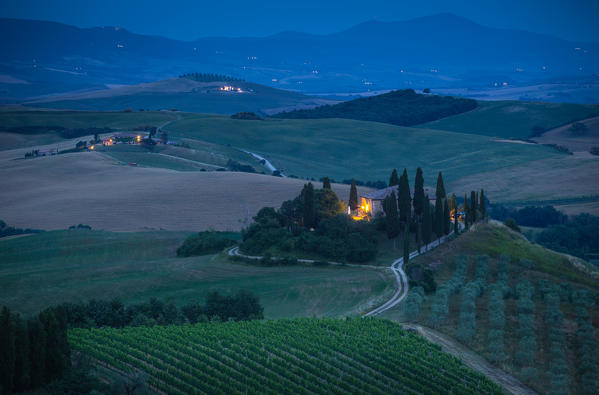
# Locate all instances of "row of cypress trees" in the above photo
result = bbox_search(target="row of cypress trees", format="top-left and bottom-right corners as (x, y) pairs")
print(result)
(0, 306), (70, 394)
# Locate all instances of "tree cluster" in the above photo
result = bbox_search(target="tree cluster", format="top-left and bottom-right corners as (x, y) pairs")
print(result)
(47, 292), (263, 329)
(231, 112), (262, 120)
(241, 185), (377, 262)
(534, 213), (599, 259)
(177, 231), (238, 257)
(226, 159), (257, 173)
(0, 219), (43, 239)
(488, 205), (566, 228)
(0, 306), (70, 394)
(180, 73), (243, 82)
(272, 89), (478, 127)
(403, 286), (425, 320)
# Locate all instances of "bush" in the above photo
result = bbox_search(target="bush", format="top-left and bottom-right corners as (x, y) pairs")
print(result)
(177, 231), (237, 257)
(504, 218), (520, 232)
(231, 112), (262, 120)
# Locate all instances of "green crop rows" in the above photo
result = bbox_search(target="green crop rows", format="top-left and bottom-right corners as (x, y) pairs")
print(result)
(69, 318), (502, 394)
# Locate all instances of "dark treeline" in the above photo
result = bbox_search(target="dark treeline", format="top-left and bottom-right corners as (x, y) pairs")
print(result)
(489, 205), (567, 227)
(226, 159), (257, 173)
(48, 292), (263, 329)
(180, 72), (243, 82)
(0, 126), (113, 139)
(177, 231), (238, 257)
(535, 213), (599, 259)
(0, 306), (70, 394)
(0, 219), (43, 238)
(272, 89), (477, 126)
(231, 112), (262, 120)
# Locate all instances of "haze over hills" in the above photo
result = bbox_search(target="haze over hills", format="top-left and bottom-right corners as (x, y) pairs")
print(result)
(1, 13), (598, 102)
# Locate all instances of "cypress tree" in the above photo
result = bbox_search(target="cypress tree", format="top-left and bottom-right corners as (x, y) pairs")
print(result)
(12, 314), (29, 393)
(454, 203), (459, 235)
(349, 180), (358, 212)
(389, 169), (399, 187)
(422, 198), (432, 249)
(322, 177), (331, 189)
(464, 193), (469, 228)
(435, 172), (446, 202)
(302, 183), (316, 228)
(416, 220), (422, 253)
(443, 198), (451, 235)
(398, 168), (411, 224)
(435, 199), (444, 240)
(0, 306), (15, 394)
(413, 167), (425, 217)
(385, 192), (401, 249)
(480, 189), (486, 220)
(450, 194), (456, 213)
(403, 222), (410, 263)
(40, 311), (67, 383)
(27, 317), (46, 389)
(470, 191), (477, 222)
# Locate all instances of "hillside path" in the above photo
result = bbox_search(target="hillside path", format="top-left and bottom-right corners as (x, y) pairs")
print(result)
(402, 323), (537, 395)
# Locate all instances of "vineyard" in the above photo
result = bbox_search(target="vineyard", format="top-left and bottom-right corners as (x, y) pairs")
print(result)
(69, 318), (502, 394)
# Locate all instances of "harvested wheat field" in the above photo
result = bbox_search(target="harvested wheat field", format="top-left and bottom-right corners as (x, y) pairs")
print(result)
(532, 116), (599, 153)
(0, 151), (365, 231)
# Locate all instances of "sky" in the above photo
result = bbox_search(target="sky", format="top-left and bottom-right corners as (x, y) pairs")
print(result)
(1, 0), (599, 42)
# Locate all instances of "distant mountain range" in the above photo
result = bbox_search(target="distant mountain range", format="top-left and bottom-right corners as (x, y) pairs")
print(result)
(1, 13), (598, 102)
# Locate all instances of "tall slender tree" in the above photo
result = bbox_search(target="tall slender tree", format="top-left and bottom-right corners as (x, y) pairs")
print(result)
(443, 198), (451, 235)
(389, 169), (400, 187)
(27, 317), (46, 389)
(322, 177), (331, 189)
(384, 192), (401, 249)
(0, 306), (15, 394)
(435, 199), (444, 240)
(454, 203), (459, 235)
(450, 194), (456, 213)
(470, 191), (477, 222)
(303, 183), (316, 228)
(480, 189), (486, 220)
(13, 314), (30, 393)
(413, 167), (425, 217)
(403, 222), (410, 263)
(349, 180), (358, 213)
(435, 172), (446, 202)
(464, 193), (469, 229)
(422, 198), (432, 249)
(398, 169), (412, 224)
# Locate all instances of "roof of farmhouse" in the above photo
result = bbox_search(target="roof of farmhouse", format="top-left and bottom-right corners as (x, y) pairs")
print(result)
(360, 185), (435, 201)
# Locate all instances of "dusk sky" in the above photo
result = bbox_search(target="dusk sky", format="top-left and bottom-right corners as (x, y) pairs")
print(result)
(1, 0), (598, 42)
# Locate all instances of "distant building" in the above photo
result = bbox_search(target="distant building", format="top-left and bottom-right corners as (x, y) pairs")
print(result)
(358, 185), (435, 217)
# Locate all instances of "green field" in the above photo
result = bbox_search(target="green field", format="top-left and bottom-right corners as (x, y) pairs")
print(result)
(69, 318), (502, 394)
(0, 230), (392, 317)
(0, 110), (181, 130)
(164, 114), (561, 185)
(420, 100), (599, 139)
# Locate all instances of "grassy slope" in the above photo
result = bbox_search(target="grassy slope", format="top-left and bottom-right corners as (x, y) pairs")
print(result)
(0, 152), (368, 231)
(420, 100), (599, 139)
(69, 318), (502, 394)
(0, 110), (180, 129)
(24, 81), (328, 115)
(0, 230), (392, 318)
(164, 114), (560, 185)
(381, 222), (599, 394)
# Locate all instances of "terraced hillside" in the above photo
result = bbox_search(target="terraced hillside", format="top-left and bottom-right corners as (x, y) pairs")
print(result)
(69, 318), (502, 394)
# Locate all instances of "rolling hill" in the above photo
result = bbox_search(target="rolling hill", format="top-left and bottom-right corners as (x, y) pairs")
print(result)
(24, 77), (335, 115)
(381, 222), (599, 394)
(420, 100), (599, 139)
(272, 89), (477, 126)
(2, 14), (598, 99)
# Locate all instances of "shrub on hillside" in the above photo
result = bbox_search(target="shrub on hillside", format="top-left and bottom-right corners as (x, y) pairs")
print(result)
(231, 112), (262, 120)
(504, 218), (520, 232)
(177, 231), (237, 257)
